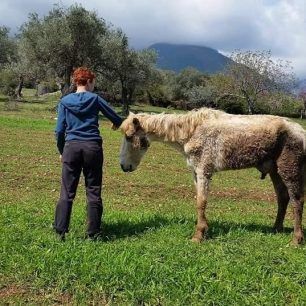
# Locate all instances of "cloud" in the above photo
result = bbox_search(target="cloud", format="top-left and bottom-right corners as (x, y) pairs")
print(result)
(0, 0), (305, 77)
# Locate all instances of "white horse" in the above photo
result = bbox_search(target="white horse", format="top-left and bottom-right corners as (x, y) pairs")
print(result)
(119, 108), (306, 245)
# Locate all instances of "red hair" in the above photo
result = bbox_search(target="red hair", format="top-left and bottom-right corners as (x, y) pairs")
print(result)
(73, 67), (96, 86)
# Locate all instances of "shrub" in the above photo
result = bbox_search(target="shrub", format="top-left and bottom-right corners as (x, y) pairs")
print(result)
(217, 95), (247, 114)
(185, 85), (215, 108)
(0, 69), (18, 96)
(257, 94), (303, 117)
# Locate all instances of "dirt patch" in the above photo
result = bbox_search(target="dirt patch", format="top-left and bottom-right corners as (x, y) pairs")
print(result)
(210, 188), (276, 203)
(0, 285), (27, 298)
(0, 285), (73, 304)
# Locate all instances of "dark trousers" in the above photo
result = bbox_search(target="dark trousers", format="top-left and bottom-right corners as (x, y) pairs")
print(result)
(54, 140), (103, 236)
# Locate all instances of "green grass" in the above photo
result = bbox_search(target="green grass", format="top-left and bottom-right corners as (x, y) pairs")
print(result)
(0, 91), (306, 305)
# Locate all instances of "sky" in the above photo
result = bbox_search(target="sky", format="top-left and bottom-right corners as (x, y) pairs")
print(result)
(1, 0), (305, 78)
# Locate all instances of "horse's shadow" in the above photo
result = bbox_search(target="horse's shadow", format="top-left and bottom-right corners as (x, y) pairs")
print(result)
(207, 220), (292, 239)
(100, 214), (292, 241)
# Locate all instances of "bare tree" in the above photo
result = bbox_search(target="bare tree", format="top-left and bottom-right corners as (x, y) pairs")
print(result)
(226, 50), (296, 114)
(299, 90), (306, 118)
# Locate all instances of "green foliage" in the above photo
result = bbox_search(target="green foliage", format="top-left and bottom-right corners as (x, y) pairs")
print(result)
(138, 69), (175, 107)
(97, 29), (157, 113)
(145, 68), (214, 109)
(256, 93), (303, 117)
(0, 27), (17, 67)
(217, 95), (247, 114)
(37, 80), (59, 95)
(227, 50), (296, 114)
(19, 4), (108, 83)
(186, 85), (215, 108)
(0, 69), (18, 96)
(172, 67), (208, 100)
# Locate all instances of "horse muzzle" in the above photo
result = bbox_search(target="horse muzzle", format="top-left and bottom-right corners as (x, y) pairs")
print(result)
(120, 164), (134, 172)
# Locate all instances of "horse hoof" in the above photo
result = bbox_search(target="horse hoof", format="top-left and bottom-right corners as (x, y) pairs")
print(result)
(273, 226), (284, 233)
(292, 236), (304, 246)
(191, 236), (202, 243)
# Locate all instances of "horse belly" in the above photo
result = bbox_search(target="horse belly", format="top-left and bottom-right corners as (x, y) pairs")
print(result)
(221, 133), (278, 170)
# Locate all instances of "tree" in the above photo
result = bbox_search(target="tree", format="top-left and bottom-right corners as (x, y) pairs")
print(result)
(98, 30), (157, 115)
(173, 67), (208, 100)
(0, 26), (17, 67)
(299, 90), (306, 118)
(144, 69), (176, 107)
(0, 27), (20, 97)
(226, 50), (296, 114)
(19, 4), (108, 95)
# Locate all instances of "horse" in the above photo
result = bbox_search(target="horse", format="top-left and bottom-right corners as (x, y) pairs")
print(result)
(118, 108), (306, 245)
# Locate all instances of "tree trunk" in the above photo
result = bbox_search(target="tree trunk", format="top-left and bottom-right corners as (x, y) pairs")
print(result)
(35, 80), (39, 97)
(303, 100), (306, 119)
(127, 88), (134, 105)
(147, 90), (154, 105)
(247, 101), (253, 114)
(242, 91), (255, 114)
(121, 85), (129, 116)
(61, 66), (74, 97)
(15, 75), (24, 99)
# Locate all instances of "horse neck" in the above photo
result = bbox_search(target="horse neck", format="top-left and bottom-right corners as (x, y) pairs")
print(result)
(136, 112), (206, 144)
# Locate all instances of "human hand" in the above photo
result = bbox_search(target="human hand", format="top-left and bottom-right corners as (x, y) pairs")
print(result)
(111, 124), (119, 130)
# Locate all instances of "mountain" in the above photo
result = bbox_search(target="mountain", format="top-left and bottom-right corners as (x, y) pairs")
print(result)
(148, 43), (231, 74)
(298, 79), (306, 93)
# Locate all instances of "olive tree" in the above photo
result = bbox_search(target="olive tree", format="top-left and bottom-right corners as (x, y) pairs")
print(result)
(0, 26), (17, 67)
(0, 26), (20, 97)
(98, 30), (157, 114)
(19, 4), (108, 94)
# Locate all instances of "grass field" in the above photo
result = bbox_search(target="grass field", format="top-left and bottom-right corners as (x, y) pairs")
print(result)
(0, 90), (306, 305)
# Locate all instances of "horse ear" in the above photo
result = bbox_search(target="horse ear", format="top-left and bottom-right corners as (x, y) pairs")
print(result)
(133, 117), (140, 128)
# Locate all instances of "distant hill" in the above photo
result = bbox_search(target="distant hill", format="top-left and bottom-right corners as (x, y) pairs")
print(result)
(148, 43), (231, 74)
(298, 79), (306, 93)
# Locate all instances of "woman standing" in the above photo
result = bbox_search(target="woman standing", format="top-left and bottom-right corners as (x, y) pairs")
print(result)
(54, 67), (122, 240)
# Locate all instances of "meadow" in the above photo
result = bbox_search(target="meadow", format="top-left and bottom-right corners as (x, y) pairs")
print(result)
(0, 90), (306, 305)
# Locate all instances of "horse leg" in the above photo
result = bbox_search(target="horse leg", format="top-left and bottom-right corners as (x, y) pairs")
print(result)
(277, 157), (304, 245)
(191, 171), (210, 242)
(270, 169), (290, 232)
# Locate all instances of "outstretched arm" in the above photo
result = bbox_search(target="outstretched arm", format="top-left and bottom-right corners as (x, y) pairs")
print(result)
(97, 96), (123, 127)
(55, 102), (66, 154)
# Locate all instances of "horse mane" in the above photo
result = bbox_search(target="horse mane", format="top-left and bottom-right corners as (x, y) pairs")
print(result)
(135, 107), (227, 142)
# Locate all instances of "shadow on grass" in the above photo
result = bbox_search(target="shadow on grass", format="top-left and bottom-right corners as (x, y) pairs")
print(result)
(100, 214), (292, 241)
(0, 96), (9, 103)
(102, 214), (174, 241)
(207, 220), (292, 239)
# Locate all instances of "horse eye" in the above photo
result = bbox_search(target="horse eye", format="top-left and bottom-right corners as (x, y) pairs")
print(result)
(140, 137), (149, 149)
(125, 135), (133, 142)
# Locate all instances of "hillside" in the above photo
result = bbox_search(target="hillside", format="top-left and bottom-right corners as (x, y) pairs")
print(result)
(149, 43), (231, 74)
(298, 79), (306, 93)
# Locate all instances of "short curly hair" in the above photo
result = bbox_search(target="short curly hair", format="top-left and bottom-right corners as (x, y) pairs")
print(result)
(72, 67), (96, 86)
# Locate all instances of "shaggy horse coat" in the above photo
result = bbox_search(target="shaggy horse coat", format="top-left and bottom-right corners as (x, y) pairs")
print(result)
(119, 108), (306, 245)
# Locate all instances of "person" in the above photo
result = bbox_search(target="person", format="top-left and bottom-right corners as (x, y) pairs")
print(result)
(53, 67), (123, 240)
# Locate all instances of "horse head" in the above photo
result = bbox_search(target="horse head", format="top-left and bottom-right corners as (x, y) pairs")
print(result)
(119, 114), (150, 172)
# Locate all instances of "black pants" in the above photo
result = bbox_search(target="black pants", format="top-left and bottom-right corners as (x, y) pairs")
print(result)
(54, 140), (103, 236)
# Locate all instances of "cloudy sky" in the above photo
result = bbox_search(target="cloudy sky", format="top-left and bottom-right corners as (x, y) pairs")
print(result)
(1, 0), (305, 78)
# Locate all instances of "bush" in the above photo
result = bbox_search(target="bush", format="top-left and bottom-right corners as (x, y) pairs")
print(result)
(256, 94), (303, 117)
(36, 80), (59, 95)
(185, 85), (215, 108)
(217, 96), (247, 114)
(0, 69), (18, 96)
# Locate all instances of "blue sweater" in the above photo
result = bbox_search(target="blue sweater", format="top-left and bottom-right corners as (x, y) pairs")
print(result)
(55, 92), (123, 154)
